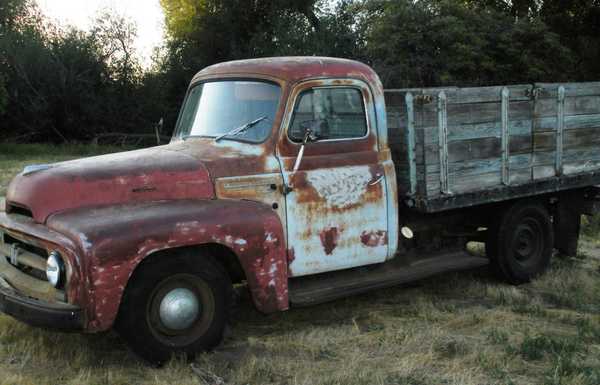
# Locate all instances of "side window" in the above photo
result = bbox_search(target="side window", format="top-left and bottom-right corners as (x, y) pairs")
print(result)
(289, 87), (368, 142)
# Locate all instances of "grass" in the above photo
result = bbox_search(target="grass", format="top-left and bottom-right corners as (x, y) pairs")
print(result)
(1, 143), (600, 385)
(0, 143), (134, 196)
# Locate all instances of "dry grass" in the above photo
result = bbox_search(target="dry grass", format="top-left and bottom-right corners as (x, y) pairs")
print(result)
(1, 144), (600, 385)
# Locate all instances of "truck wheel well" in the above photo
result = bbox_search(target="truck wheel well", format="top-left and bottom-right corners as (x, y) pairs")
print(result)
(135, 244), (247, 284)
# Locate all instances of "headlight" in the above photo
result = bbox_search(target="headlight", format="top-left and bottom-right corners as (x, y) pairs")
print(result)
(46, 251), (65, 288)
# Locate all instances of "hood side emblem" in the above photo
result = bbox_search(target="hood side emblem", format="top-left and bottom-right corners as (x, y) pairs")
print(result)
(22, 164), (53, 176)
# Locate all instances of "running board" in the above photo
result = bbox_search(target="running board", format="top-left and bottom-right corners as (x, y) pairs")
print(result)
(289, 252), (489, 307)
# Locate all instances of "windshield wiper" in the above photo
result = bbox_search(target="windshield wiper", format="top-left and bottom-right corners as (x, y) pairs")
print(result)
(214, 116), (267, 142)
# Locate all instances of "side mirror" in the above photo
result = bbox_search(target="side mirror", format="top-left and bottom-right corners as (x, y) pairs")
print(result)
(292, 126), (320, 173)
(299, 119), (328, 141)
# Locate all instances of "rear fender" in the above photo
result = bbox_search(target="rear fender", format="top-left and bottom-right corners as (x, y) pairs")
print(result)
(46, 199), (289, 332)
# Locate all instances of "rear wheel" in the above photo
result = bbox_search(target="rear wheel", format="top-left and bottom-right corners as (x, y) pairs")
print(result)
(486, 201), (554, 284)
(116, 252), (231, 365)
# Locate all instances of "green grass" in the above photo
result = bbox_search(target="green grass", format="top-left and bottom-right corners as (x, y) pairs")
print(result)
(0, 143), (133, 196)
(1, 144), (600, 385)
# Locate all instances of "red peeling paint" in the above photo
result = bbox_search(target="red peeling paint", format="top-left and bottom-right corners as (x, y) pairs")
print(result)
(319, 227), (340, 255)
(360, 230), (388, 247)
(6, 147), (215, 223)
(45, 199), (289, 331)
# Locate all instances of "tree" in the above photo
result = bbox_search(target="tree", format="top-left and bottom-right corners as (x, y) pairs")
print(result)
(365, 0), (575, 88)
(0, 1), (156, 143)
(539, 0), (600, 80)
(91, 11), (141, 85)
(0, 0), (29, 116)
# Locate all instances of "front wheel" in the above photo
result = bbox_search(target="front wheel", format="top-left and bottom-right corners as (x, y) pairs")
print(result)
(115, 252), (232, 365)
(486, 201), (554, 284)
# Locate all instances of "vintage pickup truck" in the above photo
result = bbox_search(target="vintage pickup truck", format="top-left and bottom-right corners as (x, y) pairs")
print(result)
(1, 57), (599, 363)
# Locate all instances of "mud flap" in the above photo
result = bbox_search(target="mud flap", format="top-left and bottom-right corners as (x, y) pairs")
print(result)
(554, 192), (583, 257)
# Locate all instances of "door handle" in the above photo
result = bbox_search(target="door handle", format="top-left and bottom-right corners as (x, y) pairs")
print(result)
(369, 175), (384, 186)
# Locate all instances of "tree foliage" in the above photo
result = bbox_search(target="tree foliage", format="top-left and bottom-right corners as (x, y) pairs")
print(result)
(365, 0), (576, 87)
(0, 0), (163, 143)
(0, 0), (599, 143)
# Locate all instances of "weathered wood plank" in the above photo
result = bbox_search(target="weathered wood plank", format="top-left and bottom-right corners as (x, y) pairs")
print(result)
(536, 82), (600, 98)
(385, 85), (532, 104)
(425, 153), (533, 175)
(533, 114), (600, 131)
(533, 165), (556, 180)
(420, 119), (532, 143)
(406, 121), (600, 163)
(563, 159), (600, 175)
(535, 95), (600, 118)
(530, 126), (600, 151)
(509, 135), (532, 154)
(422, 147), (600, 189)
(449, 171), (502, 194)
(564, 126), (600, 147)
(509, 168), (532, 185)
(447, 137), (500, 163)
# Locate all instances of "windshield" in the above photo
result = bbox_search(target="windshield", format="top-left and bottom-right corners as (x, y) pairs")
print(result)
(174, 80), (281, 142)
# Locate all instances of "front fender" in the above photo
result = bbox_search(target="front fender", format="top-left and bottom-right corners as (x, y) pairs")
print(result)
(46, 199), (288, 332)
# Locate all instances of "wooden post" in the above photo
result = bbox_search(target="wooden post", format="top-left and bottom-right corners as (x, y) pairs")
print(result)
(437, 91), (449, 194)
(556, 86), (565, 176)
(405, 92), (417, 196)
(501, 87), (510, 185)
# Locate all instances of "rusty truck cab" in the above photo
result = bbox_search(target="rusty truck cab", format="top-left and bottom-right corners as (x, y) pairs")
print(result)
(189, 57), (399, 276)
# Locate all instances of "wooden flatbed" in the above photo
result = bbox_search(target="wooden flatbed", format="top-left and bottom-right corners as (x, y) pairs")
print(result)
(385, 82), (600, 212)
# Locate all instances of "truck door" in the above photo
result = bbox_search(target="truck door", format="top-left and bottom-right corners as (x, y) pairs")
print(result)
(278, 79), (389, 277)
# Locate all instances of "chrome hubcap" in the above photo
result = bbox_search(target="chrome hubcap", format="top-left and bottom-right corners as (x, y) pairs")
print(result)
(158, 288), (201, 331)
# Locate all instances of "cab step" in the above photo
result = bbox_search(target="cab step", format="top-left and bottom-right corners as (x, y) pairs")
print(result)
(288, 252), (489, 307)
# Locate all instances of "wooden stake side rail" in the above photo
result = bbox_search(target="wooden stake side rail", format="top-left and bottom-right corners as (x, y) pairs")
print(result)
(385, 82), (600, 213)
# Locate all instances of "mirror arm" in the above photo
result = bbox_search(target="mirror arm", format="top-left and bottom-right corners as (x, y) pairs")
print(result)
(291, 128), (313, 173)
(285, 128), (316, 195)
(292, 144), (305, 173)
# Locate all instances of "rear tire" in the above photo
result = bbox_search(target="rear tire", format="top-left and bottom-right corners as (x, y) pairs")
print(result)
(486, 201), (554, 284)
(115, 251), (232, 365)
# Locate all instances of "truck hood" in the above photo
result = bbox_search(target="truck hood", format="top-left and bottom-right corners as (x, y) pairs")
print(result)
(6, 146), (215, 223)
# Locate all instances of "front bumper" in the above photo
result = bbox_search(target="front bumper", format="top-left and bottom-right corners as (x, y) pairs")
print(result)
(0, 277), (83, 330)
(0, 211), (84, 331)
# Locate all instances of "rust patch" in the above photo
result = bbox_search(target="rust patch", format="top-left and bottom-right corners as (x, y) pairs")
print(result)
(287, 247), (295, 264)
(319, 227), (340, 255)
(332, 79), (355, 86)
(131, 186), (157, 193)
(360, 230), (388, 247)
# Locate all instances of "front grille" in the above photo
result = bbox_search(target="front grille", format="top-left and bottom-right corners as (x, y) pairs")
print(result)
(4, 233), (48, 260)
(1, 232), (49, 283)
(0, 228), (67, 304)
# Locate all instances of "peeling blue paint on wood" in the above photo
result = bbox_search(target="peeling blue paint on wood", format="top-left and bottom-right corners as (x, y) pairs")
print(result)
(501, 87), (510, 185)
(405, 92), (417, 196)
(437, 91), (449, 194)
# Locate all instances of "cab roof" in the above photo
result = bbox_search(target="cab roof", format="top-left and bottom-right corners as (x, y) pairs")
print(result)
(192, 56), (377, 84)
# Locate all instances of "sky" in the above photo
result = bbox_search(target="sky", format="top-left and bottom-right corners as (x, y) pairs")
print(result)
(35, 0), (165, 67)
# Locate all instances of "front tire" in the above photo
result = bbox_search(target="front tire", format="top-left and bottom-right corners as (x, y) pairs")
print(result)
(115, 251), (232, 365)
(486, 201), (554, 284)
